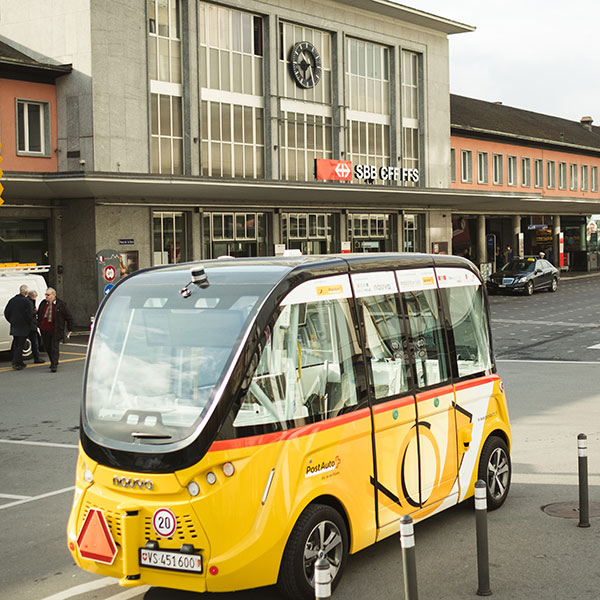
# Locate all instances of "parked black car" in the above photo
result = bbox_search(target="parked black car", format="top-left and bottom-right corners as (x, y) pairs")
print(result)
(487, 257), (559, 296)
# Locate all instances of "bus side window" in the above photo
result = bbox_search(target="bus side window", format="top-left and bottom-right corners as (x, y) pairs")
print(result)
(401, 289), (449, 388)
(233, 298), (362, 431)
(359, 294), (411, 399)
(440, 284), (492, 378)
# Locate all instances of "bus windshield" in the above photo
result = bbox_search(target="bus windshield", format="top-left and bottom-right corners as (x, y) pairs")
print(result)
(84, 266), (283, 447)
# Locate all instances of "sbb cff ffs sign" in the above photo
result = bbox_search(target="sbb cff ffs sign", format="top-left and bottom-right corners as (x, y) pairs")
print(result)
(315, 159), (419, 183)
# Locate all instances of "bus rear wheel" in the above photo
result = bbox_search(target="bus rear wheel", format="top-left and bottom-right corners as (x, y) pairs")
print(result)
(477, 436), (511, 510)
(278, 503), (348, 600)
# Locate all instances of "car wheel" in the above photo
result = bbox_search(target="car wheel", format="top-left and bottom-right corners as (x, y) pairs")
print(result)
(524, 281), (534, 296)
(477, 436), (511, 510)
(22, 337), (33, 359)
(550, 277), (558, 292)
(278, 503), (348, 600)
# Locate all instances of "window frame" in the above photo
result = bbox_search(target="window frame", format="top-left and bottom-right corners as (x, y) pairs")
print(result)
(591, 166), (598, 192)
(492, 153), (503, 185)
(15, 99), (50, 157)
(581, 164), (589, 191)
(477, 151), (489, 184)
(534, 159), (543, 188)
(461, 150), (472, 183)
(558, 161), (567, 190)
(521, 157), (531, 187)
(507, 155), (517, 186)
(547, 160), (556, 189)
(570, 163), (578, 190)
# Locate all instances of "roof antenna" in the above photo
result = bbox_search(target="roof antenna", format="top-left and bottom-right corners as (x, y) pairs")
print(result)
(180, 266), (210, 298)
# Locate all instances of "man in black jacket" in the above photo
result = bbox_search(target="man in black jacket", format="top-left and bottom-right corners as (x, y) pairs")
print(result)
(38, 287), (74, 373)
(3, 284), (34, 370)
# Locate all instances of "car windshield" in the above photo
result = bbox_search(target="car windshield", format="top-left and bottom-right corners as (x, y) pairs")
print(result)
(84, 265), (286, 447)
(501, 259), (535, 273)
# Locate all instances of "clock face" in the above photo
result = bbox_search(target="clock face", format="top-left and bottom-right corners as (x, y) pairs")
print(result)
(290, 41), (322, 89)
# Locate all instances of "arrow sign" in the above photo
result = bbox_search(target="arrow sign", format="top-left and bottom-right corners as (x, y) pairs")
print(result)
(315, 159), (353, 181)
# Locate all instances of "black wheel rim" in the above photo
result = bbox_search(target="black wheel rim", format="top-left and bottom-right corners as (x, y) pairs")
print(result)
(303, 519), (343, 586)
(487, 447), (510, 500)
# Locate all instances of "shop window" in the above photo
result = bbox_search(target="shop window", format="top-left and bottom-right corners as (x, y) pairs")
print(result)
(16, 100), (49, 156)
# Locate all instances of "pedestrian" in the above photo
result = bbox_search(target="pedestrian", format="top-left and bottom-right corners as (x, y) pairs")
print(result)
(495, 247), (505, 269)
(37, 287), (74, 373)
(539, 251), (546, 259)
(462, 248), (472, 262)
(27, 290), (45, 364)
(504, 245), (513, 263)
(3, 284), (34, 370)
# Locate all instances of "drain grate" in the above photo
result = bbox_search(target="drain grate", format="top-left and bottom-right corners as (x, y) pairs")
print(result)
(542, 501), (600, 519)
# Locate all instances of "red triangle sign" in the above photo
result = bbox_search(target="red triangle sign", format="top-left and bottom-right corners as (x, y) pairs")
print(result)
(77, 508), (118, 564)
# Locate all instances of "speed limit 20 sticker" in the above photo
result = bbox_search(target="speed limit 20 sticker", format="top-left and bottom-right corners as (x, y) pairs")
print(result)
(152, 507), (177, 538)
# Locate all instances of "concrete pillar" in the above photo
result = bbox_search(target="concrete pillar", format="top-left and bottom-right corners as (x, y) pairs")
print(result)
(552, 215), (561, 267)
(477, 215), (486, 265)
(511, 215), (520, 257)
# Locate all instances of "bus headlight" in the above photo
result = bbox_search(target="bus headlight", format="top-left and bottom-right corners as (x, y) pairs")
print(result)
(188, 481), (200, 496)
(84, 469), (94, 483)
(206, 472), (217, 485)
(222, 462), (235, 477)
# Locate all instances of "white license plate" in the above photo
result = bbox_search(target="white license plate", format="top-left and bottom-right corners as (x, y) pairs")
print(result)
(139, 548), (203, 573)
(498, 284), (506, 288)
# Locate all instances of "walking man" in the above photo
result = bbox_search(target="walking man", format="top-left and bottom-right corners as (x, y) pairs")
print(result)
(3, 284), (34, 370)
(38, 287), (74, 373)
(27, 290), (45, 364)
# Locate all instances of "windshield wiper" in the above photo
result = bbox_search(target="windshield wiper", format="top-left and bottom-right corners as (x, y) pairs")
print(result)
(131, 432), (173, 440)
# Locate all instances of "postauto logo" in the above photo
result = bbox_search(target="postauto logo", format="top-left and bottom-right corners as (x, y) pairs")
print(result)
(315, 158), (419, 183)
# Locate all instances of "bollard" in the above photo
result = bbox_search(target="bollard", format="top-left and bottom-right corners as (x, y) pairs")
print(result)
(314, 555), (331, 599)
(400, 514), (419, 600)
(475, 480), (492, 596)
(578, 433), (590, 528)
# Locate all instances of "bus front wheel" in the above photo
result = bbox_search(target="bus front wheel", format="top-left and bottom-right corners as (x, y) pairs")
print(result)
(278, 503), (349, 600)
(477, 436), (511, 510)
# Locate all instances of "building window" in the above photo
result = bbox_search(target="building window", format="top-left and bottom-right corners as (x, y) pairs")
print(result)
(450, 148), (456, 183)
(153, 211), (188, 264)
(534, 159), (543, 188)
(16, 100), (49, 155)
(592, 166), (598, 192)
(492, 153), (503, 185)
(570, 163), (578, 190)
(401, 50), (421, 186)
(558, 162), (567, 189)
(547, 160), (556, 189)
(148, 0), (183, 174)
(461, 150), (472, 183)
(199, 3), (264, 179)
(282, 213), (333, 254)
(581, 165), (589, 191)
(151, 94), (183, 174)
(477, 152), (488, 184)
(346, 38), (390, 185)
(507, 155), (517, 186)
(521, 157), (531, 187)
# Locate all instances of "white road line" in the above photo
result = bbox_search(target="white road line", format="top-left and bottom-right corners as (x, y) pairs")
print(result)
(39, 578), (117, 600)
(0, 486), (74, 510)
(497, 359), (600, 365)
(65, 343), (88, 348)
(0, 439), (78, 449)
(587, 343), (600, 349)
(493, 318), (596, 329)
(0, 493), (31, 500)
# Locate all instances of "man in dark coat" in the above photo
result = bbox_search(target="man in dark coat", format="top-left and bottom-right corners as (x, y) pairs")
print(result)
(37, 287), (74, 373)
(3, 284), (34, 370)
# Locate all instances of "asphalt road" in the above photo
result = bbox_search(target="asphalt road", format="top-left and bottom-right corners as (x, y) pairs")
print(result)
(1, 276), (600, 600)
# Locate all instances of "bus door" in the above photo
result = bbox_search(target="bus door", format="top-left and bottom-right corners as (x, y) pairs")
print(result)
(435, 267), (494, 503)
(351, 271), (418, 532)
(397, 268), (459, 516)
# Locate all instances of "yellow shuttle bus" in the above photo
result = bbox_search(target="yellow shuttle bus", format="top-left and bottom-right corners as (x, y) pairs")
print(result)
(67, 253), (511, 599)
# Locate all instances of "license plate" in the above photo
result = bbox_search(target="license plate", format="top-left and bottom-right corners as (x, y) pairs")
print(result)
(139, 548), (203, 573)
(498, 284), (506, 288)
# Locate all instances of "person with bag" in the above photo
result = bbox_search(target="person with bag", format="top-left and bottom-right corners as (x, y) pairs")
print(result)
(37, 287), (74, 373)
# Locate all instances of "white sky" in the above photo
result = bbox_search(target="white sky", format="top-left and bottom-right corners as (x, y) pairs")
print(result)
(404, 1), (599, 123)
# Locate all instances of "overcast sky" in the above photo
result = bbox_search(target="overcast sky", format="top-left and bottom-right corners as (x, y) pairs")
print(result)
(405, 1), (598, 124)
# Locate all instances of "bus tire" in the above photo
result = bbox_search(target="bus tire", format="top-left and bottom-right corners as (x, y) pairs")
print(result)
(277, 503), (348, 600)
(477, 436), (511, 510)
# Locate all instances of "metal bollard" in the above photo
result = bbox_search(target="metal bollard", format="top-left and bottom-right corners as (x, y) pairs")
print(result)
(314, 555), (331, 599)
(578, 433), (590, 528)
(400, 514), (419, 600)
(475, 480), (492, 596)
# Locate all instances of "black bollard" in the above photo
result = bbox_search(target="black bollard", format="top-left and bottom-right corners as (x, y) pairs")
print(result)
(578, 433), (590, 528)
(475, 480), (492, 596)
(314, 555), (331, 599)
(400, 514), (419, 600)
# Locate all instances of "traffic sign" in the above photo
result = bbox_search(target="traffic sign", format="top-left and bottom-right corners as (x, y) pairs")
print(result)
(103, 265), (116, 282)
(104, 284), (114, 296)
(76, 508), (117, 564)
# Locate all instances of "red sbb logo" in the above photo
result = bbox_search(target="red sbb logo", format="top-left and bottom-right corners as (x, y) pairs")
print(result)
(315, 159), (353, 181)
(315, 159), (419, 183)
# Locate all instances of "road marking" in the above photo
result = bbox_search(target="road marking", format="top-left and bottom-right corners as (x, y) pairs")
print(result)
(497, 359), (600, 365)
(587, 343), (600, 349)
(0, 486), (74, 510)
(65, 343), (88, 348)
(0, 439), (78, 449)
(39, 578), (117, 600)
(0, 493), (31, 500)
(513, 473), (600, 486)
(0, 355), (86, 372)
(107, 587), (150, 599)
(493, 318), (597, 329)
(61, 351), (87, 356)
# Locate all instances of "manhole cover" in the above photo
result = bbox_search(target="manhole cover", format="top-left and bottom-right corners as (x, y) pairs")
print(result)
(542, 501), (600, 519)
